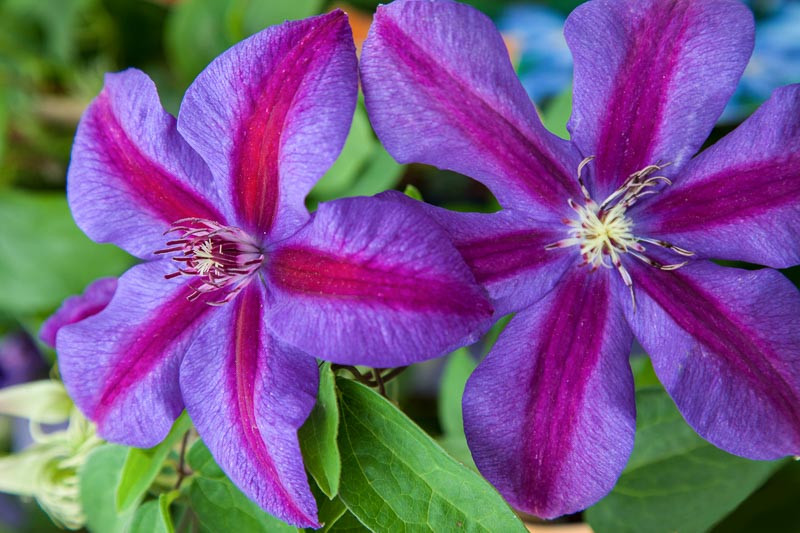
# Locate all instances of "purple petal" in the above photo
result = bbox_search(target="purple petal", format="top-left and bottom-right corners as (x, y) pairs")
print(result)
(178, 10), (358, 240)
(566, 0), (753, 198)
(626, 260), (800, 459)
(636, 85), (800, 268)
(68, 69), (224, 259)
(39, 277), (118, 348)
(463, 268), (635, 518)
(57, 261), (216, 447)
(180, 283), (319, 527)
(417, 206), (576, 316)
(360, 0), (582, 217)
(265, 192), (493, 366)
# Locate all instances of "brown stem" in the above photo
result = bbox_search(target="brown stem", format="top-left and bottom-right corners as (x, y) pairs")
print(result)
(175, 430), (191, 489)
(373, 369), (387, 397)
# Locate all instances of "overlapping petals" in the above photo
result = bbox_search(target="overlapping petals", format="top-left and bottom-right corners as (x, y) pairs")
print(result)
(566, 0), (753, 198)
(40, 277), (117, 348)
(59, 8), (494, 527)
(361, 0), (800, 521)
(463, 270), (635, 518)
(179, 11), (358, 240)
(58, 262), (214, 448)
(266, 192), (492, 365)
(361, 0), (582, 218)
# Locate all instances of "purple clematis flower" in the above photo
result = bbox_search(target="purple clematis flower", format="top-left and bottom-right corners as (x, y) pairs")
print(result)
(39, 277), (117, 349)
(57, 10), (491, 527)
(361, 0), (800, 519)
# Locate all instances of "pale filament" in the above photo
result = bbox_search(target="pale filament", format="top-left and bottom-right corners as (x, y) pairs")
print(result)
(545, 156), (694, 310)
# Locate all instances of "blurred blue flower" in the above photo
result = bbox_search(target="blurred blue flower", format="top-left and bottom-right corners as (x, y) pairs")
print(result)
(0, 332), (48, 390)
(495, 4), (572, 103)
(721, 1), (800, 123)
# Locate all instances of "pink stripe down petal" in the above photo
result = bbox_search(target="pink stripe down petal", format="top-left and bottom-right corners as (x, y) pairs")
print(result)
(360, 0), (582, 218)
(636, 84), (800, 268)
(57, 261), (216, 448)
(68, 69), (224, 259)
(565, 0), (753, 199)
(626, 260), (800, 459)
(417, 206), (576, 317)
(178, 10), (358, 240)
(179, 283), (320, 528)
(265, 193), (493, 367)
(463, 268), (635, 519)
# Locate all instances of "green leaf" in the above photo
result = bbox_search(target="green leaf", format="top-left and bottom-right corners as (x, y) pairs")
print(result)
(299, 362), (341, 498)
(402, 184), (423, 202)
(116, 412), (192, 513)
(186, 440), (298, 532)
(585, 388), (781, 533)
(186, 439), (224, 479)
(346, 145), (404, 198)
(438, 349), (476, 438)
(312, 105), (375, 201)
(0, 190), (132, 314)
(539, 85), (572, 140)
(80, 445), (137, 533)
(325, 511), (371, 532)
(316, 495), (347, 532)
(336, 378), (526, 532)
(128, 498), (172, 533)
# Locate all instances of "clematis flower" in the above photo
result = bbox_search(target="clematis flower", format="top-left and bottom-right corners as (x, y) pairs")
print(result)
(58, 10), (491, 527)
(39, 277), (117, 349)
(361, 0), (800, 519)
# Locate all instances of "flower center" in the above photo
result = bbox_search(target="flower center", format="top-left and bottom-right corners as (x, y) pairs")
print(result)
(155, 218), (264, 305)
(546, 156), (694, 308)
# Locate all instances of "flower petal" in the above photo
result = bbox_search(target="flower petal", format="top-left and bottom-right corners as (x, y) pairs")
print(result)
(40, 277), (118, 348)
(57, 261), (216, 447)
(265, 192), (493, 366)
(68, 69), (223, 259)
(417, 206), (576, 316)
(566, 0), (753, 198)
(180, 283), (319, 527)
(636, 85), (800, 268)
(178, 10), (358, 240)
(360, 0), (582, 216)
(625, 260), (800, 459)
(463, 268), (635, 518)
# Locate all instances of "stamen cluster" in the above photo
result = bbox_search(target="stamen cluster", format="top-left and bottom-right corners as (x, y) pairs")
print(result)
(547, 157), (694, 306)
(155, 218), (264, 305)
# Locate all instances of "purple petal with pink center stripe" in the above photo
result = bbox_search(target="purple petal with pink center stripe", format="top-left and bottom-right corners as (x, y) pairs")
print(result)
(40, 277), (118, 348)
(636, 85), (800, 268)
(360, 0), (581, 218)
(415, 205), (576, 316)
(68, 69), (224, 259)
(265, 192), (492, 366)
(180, 283), (319, 528)
(178, 10), (357, 240)
(565, 0), (753, 199)
(58, 261), (216, 447)
(463, 268), (635, 519)
(625, 260), (800, 459)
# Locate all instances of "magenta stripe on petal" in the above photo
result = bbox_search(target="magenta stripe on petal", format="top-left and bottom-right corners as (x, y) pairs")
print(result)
(89, 92), (222, 224)
(180, 284), (320, 527)
(270, 246), (477, 315)
(629, 261), (800, 457)
(460, 230), (563, 285)
(566, 0), (753, 198)
(362, 1), (580, 215)
(636, 85), (800, 268)
(463, 268), (634, 518)
(91, 282), (213, 426)
(232, 14), (346, 234)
